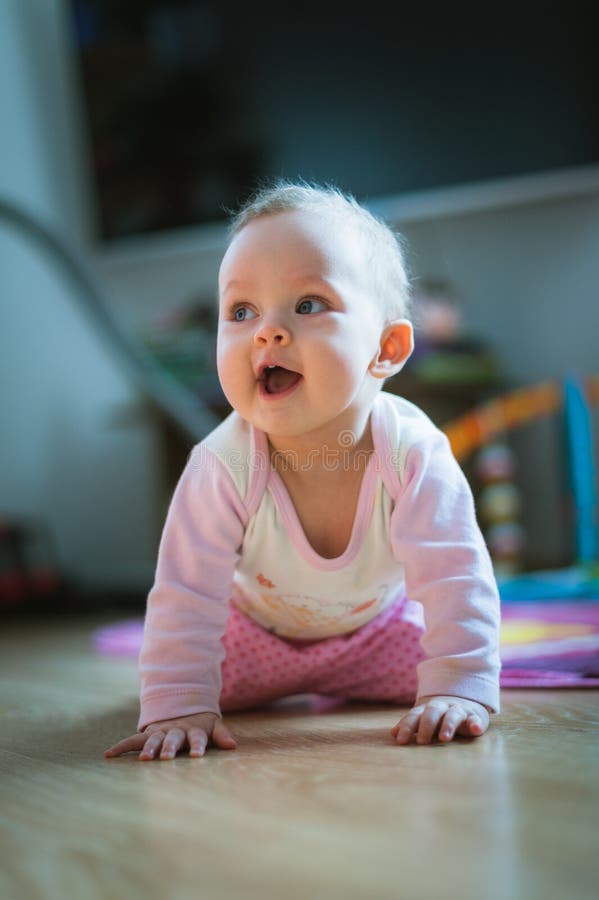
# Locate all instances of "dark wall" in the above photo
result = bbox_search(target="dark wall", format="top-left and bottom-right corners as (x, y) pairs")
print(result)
(72, 2), (599, 238)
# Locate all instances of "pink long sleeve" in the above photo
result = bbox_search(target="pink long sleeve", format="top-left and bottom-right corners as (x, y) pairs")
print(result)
(389, 427), (501, 713)
(137, 446), (247, 730)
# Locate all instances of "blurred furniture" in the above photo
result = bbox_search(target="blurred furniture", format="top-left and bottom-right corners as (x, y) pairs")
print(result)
(0, 517), (61, 610)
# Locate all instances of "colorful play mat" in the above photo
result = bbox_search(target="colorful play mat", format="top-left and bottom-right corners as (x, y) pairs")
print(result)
(93, 600), (599, 690)
(498, 600), (599, 687)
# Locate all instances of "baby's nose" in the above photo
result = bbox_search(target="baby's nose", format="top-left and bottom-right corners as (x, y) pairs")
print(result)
(253, 322), (291, 346)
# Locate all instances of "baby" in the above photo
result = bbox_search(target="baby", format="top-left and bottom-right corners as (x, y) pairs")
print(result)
(105, 180), (500, 761)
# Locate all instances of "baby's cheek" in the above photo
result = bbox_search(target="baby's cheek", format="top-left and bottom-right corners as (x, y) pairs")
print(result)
(217, 345), (249, 397)
(323, 340), (365, 382)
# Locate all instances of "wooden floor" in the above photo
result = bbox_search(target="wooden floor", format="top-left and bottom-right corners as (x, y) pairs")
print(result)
(1, 615), (598, 900)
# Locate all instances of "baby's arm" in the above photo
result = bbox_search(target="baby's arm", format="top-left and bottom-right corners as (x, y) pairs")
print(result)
(105, 445), (247, 759)
(389, 425), (501, 743)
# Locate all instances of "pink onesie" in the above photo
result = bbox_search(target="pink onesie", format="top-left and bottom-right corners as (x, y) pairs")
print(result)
(137, 391), (501, 729)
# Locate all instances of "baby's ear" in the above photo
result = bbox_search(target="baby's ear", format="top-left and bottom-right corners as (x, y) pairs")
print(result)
(369, 320), (414, 379)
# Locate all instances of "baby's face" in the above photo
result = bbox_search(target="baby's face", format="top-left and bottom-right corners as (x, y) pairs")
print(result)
(216, 209), (386, 441)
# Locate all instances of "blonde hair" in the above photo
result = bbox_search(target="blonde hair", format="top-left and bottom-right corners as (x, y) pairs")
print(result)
(226, 178), (411, 322)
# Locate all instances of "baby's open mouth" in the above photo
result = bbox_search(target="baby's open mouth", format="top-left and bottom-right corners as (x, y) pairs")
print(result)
(261, 365), (302, 395)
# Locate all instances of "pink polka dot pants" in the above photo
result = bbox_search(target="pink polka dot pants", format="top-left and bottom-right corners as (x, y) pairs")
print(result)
(219, 595), (427, 712)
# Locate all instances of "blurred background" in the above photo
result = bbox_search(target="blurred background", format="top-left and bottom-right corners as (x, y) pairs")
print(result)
(1, 0), (598, 615)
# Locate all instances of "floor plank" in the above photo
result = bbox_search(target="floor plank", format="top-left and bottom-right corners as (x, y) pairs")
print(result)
(1, 615), (598, 900)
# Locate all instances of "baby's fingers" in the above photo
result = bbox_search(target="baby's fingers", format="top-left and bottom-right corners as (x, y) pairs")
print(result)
(104, 733), (147, 757)
(189, 719), (237, 757)
(211, 718), (237, 751)
(440, 709), (487, 742)
(392, 706), (425, 745)
(456, 713), (487, 739)
(138, 730), (168, 761)
(187, 727), (210, 758)
(438, 706), (470, 742)
(157, 727), (187, 760)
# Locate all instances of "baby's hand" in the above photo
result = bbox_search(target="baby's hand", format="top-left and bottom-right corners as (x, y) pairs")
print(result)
(390, 695), (489, 745)
(104, 712), (236, 761)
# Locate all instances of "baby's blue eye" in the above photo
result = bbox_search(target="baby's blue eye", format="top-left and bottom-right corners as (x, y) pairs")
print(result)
(232, 306), (256, 321)
(296, 298), (326, 315)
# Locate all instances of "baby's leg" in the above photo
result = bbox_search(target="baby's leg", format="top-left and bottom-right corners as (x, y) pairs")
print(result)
(308, 596), (426, 704)
(219, 604), (318, 711)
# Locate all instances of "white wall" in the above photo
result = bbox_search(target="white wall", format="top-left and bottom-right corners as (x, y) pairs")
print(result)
(0, 0), (160, 591)
(402, 192), (599, 383)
